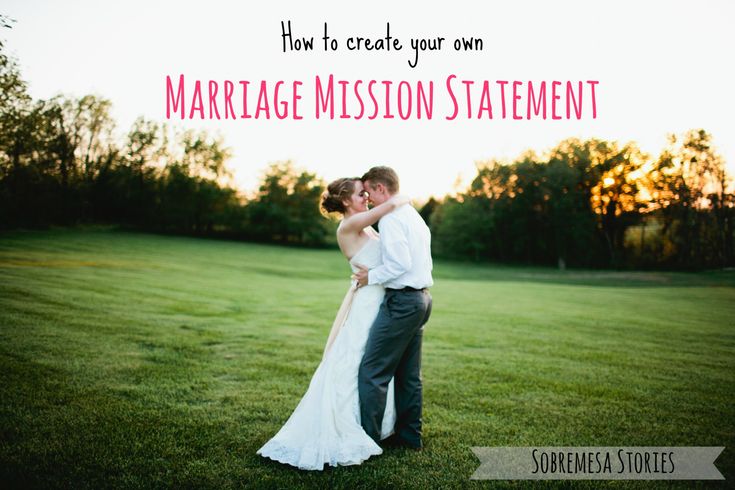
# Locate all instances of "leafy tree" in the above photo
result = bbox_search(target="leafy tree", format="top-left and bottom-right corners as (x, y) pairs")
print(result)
(430, 195), (493, 261)
(103, 117), (169, 224)
(648, 129), (734, 268)
(158, 129), (236, 234)
(245, 161), (330, 245)
(546, 138), (647, 267)
(0, 38), (46, 227)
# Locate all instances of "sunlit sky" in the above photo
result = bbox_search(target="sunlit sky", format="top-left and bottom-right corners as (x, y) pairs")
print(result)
(3, 0), (734, 199)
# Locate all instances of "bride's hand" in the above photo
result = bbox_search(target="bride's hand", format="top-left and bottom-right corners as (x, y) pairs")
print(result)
(389, 194), (411, 208)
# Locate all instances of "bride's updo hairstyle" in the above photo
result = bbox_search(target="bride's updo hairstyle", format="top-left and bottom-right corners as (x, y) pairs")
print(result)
(321, 177), (360, 215)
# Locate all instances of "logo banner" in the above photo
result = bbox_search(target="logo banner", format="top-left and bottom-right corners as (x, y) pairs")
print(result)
(470, 447), (725, 480)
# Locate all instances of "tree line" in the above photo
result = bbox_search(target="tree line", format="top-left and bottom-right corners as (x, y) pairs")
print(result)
(1, 31), (733, 269)
(428, 134), (733, 269)
(0, 33), (330, 246)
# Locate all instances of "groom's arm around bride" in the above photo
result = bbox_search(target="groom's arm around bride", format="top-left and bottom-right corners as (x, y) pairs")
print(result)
(354, 166), (433, 450)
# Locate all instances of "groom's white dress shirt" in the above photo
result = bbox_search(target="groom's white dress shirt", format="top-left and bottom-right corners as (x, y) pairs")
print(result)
(367, 204), (433, 289)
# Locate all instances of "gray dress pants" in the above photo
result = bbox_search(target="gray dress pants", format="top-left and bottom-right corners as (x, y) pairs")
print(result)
(358, 288), (432, 448)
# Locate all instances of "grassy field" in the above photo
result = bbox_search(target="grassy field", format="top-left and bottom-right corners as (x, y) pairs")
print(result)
(1, 227), (733, 489)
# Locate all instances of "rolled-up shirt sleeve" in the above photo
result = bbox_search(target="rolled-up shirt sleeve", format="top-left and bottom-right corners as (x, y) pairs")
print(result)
(368, 216), (412, 285)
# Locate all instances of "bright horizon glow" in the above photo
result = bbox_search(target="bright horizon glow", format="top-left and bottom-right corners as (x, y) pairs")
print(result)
(3, 0), (734, 200)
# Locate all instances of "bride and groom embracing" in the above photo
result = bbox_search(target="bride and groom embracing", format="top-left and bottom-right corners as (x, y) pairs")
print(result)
(257, 166), (433, 470)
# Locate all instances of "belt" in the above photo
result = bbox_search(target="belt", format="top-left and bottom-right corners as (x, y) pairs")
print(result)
(385, 286), (427, 292)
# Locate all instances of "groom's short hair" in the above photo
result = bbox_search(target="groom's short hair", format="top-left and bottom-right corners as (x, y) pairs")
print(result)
(361, 166), (400, 194)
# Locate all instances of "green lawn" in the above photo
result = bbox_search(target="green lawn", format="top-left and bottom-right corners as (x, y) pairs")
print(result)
(1, 227), (733, 489)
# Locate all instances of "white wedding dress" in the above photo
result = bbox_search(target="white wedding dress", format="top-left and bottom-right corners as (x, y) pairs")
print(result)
(257, 234), (396, 470)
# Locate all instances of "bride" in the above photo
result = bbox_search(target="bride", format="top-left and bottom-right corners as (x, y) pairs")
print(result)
(256, 177), (410, 470)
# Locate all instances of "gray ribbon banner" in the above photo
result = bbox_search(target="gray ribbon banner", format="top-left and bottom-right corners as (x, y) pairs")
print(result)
(471, 447), (725, 480)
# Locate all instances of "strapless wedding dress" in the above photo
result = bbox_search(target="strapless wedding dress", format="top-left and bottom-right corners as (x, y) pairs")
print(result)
(257, 236), (396, 470)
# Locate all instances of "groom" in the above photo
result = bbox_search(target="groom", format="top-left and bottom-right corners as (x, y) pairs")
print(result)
(353, 166), (433, 450)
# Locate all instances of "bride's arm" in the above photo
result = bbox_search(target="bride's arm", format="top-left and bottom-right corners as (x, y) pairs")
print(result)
(340, 194), (410, 234)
